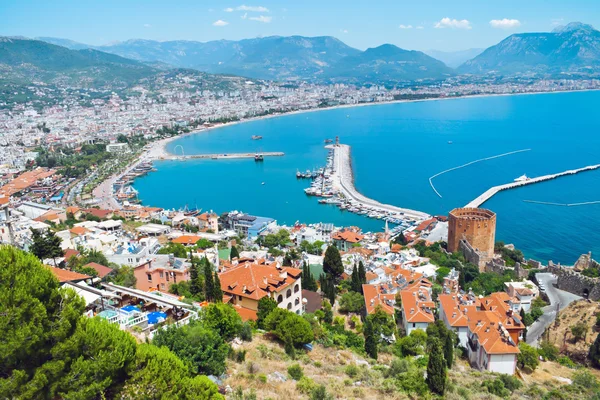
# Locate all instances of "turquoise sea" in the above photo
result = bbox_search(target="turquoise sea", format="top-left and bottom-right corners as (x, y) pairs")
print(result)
(134, 90), (600, 264)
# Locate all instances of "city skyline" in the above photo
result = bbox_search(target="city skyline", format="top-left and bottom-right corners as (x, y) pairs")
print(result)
(1, 0), (598, 51)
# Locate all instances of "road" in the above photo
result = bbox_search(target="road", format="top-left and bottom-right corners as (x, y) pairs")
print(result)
(526, 272), (582, 346)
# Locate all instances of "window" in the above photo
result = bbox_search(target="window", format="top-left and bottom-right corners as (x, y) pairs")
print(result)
(294, 284), (299, 293)
(147, 274), (152, 282)
(166, 273), (169, 282)
(286, 289), (292, 298)
(295, 298), (300, 306)
(412, 323), (416, 328)
(239, 295), (242, 301)
(159, 272), (163, 278)
(287, 303), (292, 310)
(277, 295), (283, 303)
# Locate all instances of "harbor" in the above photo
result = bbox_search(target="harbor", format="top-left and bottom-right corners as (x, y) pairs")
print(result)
(297, 141), (430, 230)
(465, 163), (600, 208)
(156, 151), (284, 161)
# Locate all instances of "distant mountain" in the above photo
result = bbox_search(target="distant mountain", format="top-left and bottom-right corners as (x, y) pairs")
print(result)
(0, 37), (156, 87)
(425, 48), (484, 68)
(327, 44), (454, 83)
(459, 22), (600, 75)
(35, 36), (452, 83)
(35, 37), (92, 50)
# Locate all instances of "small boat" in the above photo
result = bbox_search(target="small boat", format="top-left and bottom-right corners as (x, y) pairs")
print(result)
(514, 174), (529, 182)
(254, 153), (264, 161)
(324, 139), (333, 144)
(251, 135), (263, 140)
(448, 141), (453, 144)
(261, 182), (265, 185)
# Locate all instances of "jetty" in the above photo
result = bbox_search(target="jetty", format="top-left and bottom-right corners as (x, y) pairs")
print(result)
(465, 164), (600, 208)
(157, 152), (284, 161)
(330, 144), (430, 221)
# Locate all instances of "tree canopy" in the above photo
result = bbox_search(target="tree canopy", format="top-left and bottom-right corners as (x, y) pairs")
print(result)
(323, 245), (343, 279)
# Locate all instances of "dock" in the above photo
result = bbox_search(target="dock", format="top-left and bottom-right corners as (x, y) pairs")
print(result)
(156, 152), (284, 160)
(465, 164), (600, 208)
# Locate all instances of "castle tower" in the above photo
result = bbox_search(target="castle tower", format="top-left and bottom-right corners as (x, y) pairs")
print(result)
(447, 207), (496, 260)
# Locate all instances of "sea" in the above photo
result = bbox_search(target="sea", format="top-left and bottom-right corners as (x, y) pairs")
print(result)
(134, 90), (600, 264)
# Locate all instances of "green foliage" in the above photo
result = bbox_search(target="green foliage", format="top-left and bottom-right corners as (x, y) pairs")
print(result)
(189, 258), (204, 297)
(157, 242), (188, 258)
(539, 340), (560, 361)
(530, 306), (544, 321)
(366, 306), (396, 339)
(494, 241), (525, 266)
(299, 240), (325, 255)
(470, 271), (516, 295)
(230, 245), (240, 259)
(240, 322), (253, 341)
(570, 322), (588, 342)
(153, 320), (230, 375)
(202, 303), (243, 341)
(517, 342), (539, 371)
(213, 272), (223, 302)
(426, 337), (447, 395)
(287, 364), (304, 380)
(301, 262), (318, 291)
(344, 364), (359, 378)
(196, 238), (214, 250)
(261, 229), (290, 248)
(590, 329), (600, 368)
(338, 292), (364, 313)
(256, 296), (278, 329)
(363, 319), (378, 359)
(29, 228), (63, 264)
(323, 245), (343, 279)
(557, 355), (578, 369)
(310, 384), (333, 400)
(296, 376), (317, 394)
(203, 257), (215, 302)
(322, 299), (333, 324)
(264, 308), (314, 349)
(395, 329), (427, 357)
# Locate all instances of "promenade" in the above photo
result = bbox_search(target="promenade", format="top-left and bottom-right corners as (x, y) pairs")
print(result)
(330, 144), (430, 221)
(465, 163), (600, 208)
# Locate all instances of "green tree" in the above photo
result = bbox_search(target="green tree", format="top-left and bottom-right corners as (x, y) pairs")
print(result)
(120, 344), (222, 399)
(426, 337), (447, 395)
(517, 342), (539, 371)
(106, 264), (136, 287)
(350, 264), (361, 293)
(338, 292), (364, 314)
(203, 257), (215, 302)
(81, 248), (110, 266)
(264, 308), (314, 349)
(323, 245), (343, 280)
(301, 262), (318, 291)
(256, 296), (278, 329)
(202, 303), (242, 341)
(322, 299), (333, 324)
(590, 331), (600, 368)
(153, 321), (230, 375)
(189, 258), (204, 296)
(364, 319), (378, 359)
(571, 322), (588, 343)
(213, 272), (223, 302)
(29, 228), (63, 265)
(157, 242), (188, 258)
(230, 245), (240, 260)
(358, 261), (366, 288)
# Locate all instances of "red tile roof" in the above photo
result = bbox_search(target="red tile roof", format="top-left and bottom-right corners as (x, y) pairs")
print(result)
(83, 262), (113, 278)
(46, 266), (91, 283)
(219, 263), (302, 301)
(363, 284), (395, 315)
(172, 235), (201, 245)
(332, 230), (364, 243)
(401, 289), (435, 324)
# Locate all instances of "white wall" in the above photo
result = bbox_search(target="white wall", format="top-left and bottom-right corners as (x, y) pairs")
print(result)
(405, 321), (429, 336)
(278, 281), (303, 315)
(488, 354), (517, 375)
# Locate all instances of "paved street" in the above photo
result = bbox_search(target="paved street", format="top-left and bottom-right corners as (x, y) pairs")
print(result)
(526, 272), (582, 346)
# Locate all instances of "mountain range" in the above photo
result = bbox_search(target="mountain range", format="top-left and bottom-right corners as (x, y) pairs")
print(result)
(424, 48), (484, 68)
(459, 22), (600, 75)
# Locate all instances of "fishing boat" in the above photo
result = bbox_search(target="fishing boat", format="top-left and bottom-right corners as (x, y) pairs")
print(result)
(324, 139), (333, 144)
(251, 135), (263, 140)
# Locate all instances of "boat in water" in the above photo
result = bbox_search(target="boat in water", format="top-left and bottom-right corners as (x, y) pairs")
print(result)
(254, 153), (264, 161)
(251, 135), (263, 140)
(514, 174), (529, 182)
(324, 139), (333, 144)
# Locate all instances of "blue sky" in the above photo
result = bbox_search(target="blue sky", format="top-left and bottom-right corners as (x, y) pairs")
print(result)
(0, 0), (597, 51)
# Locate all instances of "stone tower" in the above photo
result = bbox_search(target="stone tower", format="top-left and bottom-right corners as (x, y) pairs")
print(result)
(447, 207), (496, 257)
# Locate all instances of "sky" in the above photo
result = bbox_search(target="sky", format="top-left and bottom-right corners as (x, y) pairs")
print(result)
(0, 0), (598, 51)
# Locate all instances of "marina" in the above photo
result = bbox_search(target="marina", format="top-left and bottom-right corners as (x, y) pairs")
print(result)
(466, 163), (600, 208)
(157, 151), (284, 161)
(297, 141), (430, 229)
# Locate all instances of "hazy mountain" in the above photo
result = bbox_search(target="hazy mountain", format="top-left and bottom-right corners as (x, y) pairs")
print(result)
(459, 22), (600, 75)
(35, 36), (451, 83)
(35, 37), (92, 50)
(425, 48), (484, 68)
(0, 37), (157, 87)
(327, 44), (454, 83)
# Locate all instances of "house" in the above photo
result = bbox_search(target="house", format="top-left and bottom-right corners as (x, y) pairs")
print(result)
(479, 293), (525, 344)
(332, 229), (364, 252)
(505, 281), (538, 312)
(106, 142), (130, 153)
(414, 218), (437, 234)
(438, 294), (473, 348)
(443, 268), (460, 293)
(172, 235), (202, 246)
(225, 212), (276, 238)
(400, 288), (435, 335)
(197, 212), (219, 233)
(66, 206), (83, 219)
(467, 311), (520, 375)
(83, 262), (114, 279)
(46, 265), (92, 284)
(363, 284), (395, 315)
(82, 208), (114, 220)
(133, 254), (191, 292)
(219, 262), (303, 317)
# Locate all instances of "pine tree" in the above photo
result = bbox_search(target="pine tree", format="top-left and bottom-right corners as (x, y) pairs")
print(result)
(302, 262), (317, 291)
(443, 331), (454, 368)
(427, 337), (447, 395)
(351, 264), (360, 293)
(358, 261), (366, 286)
(589, 330), (600, 368)
(203, 257), (214, 302)
(364, 319), (378, 359)
(325, 274), (336, 305)
(230, 245), (239, 260)
(30, 228), (63, 266)
(189, 258), (201, 295)
(323, 245), (343, 280)
(319, 273), (326, 294)
(213, 272), (223, 302)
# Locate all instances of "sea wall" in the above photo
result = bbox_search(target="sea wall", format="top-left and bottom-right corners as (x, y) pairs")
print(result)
(548, 262), (600, 301)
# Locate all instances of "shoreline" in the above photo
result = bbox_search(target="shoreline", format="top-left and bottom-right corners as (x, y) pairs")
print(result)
(153, 87), (600, 158)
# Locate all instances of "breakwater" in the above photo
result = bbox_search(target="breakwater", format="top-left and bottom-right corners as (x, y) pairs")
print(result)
(157, 152), (284, 160)
(466, 164), (600, 208)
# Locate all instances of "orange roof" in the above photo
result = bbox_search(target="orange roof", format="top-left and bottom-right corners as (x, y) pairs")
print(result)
(219, 263), (302, 301)
(63, 249), (80, 260)
(438, 294), (470, 327)
(365, 271), (378, 282)
(400, 289), (435, 324)
(467, 311), (520, 355)
(233, 305), (258, 321)
(172, 235), (201, 245)
(197, 212), (217, 221)
(391, 244), (402, 253)
(66, 206), (80, 214)
(332, 230), (364, 243)
(415, 218), (437, 232)
(34, 211), (59, 222)
(0, 167), (56, 196)
(46, 266), (91, 283)
(83, 262), (113, 278)
(363, 284), (395, 315)
(0, 195), (9, 206)
(70, 226), (88, 236)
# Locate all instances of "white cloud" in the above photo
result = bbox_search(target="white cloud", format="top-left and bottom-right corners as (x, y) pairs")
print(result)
(489, 19), (521, 29)
(249, 15), (272, 23)
(399, 24), (413, 29)
(213, 20), (229, 26)
(225, 5), (269, 12)
(143, 23), (152, 28)
(551, 18), (564, 27)
(434, 17), (472, 30)
(241, 13), (248, 19)
(340, 29), (348, 34)
(416, 26), (424, 30)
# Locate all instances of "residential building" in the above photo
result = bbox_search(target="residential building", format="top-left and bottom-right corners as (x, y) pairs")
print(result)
(362, 284), (395, 315)
(133, 254), (191, 292)
(332, 229), (364, 252)
(400, 288), (435, 335)
(106, 142), (130, 153)
(225, 211), (276, 238)
(197, 212), (219, 233)
(438, 293), (474, 348)
(219, 262), (303, 319)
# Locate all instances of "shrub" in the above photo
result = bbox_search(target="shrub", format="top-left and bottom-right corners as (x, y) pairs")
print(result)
(297, 376), (316, 394)
(538, 341), (559, 361)
(310, 384), (333, 400)
(557, 356), (578, 369)
(240, 322), (253, 341)
(499, 374), (522, 392)
(517, 342), (539, 371)
(345, 364), (359, 378)
(257, 374), (267, 384)
(483, 379), (509, 397)
(338, 292), (364, 313)
(288, 363), (304, 380)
